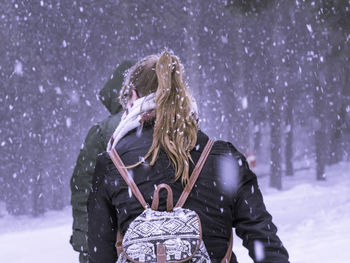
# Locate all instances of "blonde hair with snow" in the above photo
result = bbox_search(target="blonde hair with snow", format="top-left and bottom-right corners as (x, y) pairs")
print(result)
(119, 50), (198, 185)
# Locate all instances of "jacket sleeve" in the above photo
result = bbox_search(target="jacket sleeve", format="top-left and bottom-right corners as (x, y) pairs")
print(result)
(88, 153), (118, 263)
(70, 124), (105, 253)
(229, 144), (289, 263)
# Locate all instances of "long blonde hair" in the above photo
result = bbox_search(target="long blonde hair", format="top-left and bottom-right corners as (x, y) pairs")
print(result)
(120, 51), (198, 185)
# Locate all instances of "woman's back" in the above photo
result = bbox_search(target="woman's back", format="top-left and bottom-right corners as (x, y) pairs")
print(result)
(88, 125), (289, 263)
(88, 50), (289, 263)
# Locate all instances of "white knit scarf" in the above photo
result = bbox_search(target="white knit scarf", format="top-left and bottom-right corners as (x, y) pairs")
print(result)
(106, 93), (156, 151)
(106, 92), (198, 151)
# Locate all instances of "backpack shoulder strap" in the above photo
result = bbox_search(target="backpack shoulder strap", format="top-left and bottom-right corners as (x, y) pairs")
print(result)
(222, 229), (233, 263)
(175, 139), (214, 208)
(108, 148), (148, 209)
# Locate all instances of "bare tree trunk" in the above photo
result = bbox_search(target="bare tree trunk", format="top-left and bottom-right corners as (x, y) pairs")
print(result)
(313, 74), (327, 181)
(283, 1), (295, 177)
(239, 15), (251, 153)
(270, 107), (282, 189)
(31, 116), (46, 216)
(32, 171), (45, 216)
(269, 4), (282, 189)
(184, 1), (200, 93)
(253, 119), (262, 154)
(343, 64), (350, 161)
(329, 63), (349, 164)
(285, 102), (294, 176)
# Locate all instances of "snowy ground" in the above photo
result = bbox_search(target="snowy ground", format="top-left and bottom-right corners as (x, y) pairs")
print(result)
(0, 161), (349, 263)
(234, 161), (350, 263)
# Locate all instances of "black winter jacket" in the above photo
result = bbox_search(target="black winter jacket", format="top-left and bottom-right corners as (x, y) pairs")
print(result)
(88, 126), (289, 263)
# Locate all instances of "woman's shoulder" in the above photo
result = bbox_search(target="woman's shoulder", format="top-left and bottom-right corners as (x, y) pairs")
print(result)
(197, 131), (256, 194)
(114, 126), (153, 158)
(197, 130), (245, 162)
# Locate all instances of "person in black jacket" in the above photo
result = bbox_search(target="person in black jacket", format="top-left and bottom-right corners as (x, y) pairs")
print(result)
(88, 51), (289, 263)
(70, 61), (134, 263)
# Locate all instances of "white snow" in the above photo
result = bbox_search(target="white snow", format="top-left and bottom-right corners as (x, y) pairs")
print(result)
(14, 61), (23, 76)
(241, 96), (248, 109)
(221, 35), (228, 44)
(66, 117), (72, 128)
(38, 85), (45, 93)
(253, 240), (264, 261)
(233, 161), (350, 263)
(0, 162), (349, 262)
(306, 24), (313, 33)
(0, 207), (76, 262)
(54, 87), (62, 95)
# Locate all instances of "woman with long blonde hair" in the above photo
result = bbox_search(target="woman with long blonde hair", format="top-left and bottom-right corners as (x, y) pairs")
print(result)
(88, 51), (289, 263)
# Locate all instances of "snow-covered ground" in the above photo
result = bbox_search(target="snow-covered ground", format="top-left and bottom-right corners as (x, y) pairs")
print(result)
(234, 161), (350, 263)
(0, 206), (76, 263)
(0, 161), (349, 263)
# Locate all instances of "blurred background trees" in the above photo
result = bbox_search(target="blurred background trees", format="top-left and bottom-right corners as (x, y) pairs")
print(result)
(0, 0), (349, 215)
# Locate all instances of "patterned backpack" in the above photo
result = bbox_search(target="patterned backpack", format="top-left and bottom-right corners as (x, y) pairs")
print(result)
(108, 139), (233, 263)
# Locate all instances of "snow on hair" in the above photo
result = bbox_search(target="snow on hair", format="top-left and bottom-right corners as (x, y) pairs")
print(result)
(121, 50), (198, 185)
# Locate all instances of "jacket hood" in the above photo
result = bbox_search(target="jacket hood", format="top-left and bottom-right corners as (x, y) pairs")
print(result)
(99, 60), (135, 114)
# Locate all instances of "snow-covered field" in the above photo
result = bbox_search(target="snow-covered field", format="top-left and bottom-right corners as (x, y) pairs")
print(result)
(234, 161), (350, 263)
(0, 161), (349, 263)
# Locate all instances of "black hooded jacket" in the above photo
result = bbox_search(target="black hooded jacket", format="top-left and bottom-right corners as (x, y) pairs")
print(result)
(88, 125), (289, 263)
(70, 61), (134, 256)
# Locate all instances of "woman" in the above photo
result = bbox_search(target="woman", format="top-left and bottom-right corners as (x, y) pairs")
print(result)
(88, 51), (289, 263)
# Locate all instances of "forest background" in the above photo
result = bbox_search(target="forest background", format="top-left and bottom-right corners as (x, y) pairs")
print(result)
(0, 0), (349, 216)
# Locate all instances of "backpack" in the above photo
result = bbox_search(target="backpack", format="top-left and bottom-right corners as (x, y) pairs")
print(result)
(108, 139), (233, 263)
